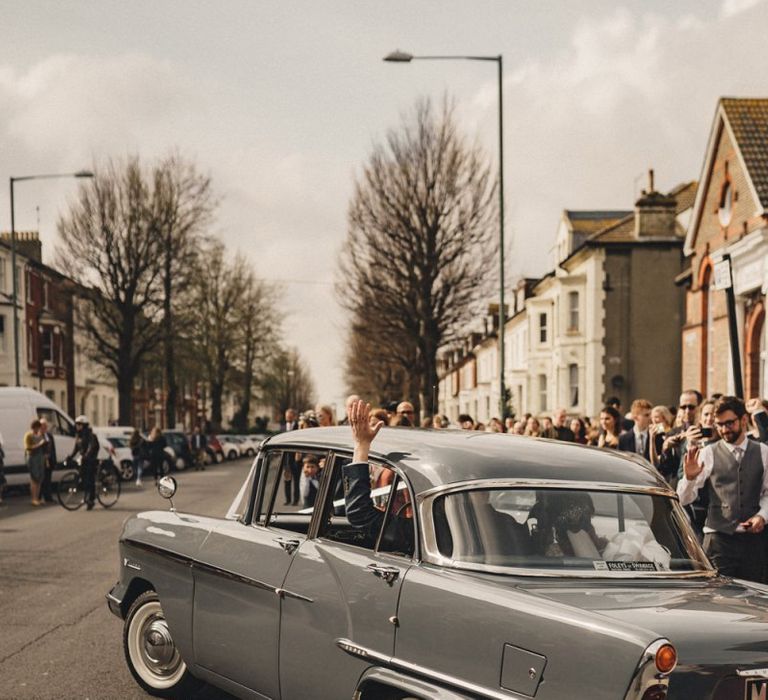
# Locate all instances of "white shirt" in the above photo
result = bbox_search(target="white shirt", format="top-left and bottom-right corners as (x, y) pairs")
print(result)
(677, 436), (768, 531)
(634, 429), (648, 455)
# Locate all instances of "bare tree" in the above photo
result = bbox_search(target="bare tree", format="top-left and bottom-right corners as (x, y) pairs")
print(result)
(186, 242), (249, 429)
(230, 273), (281, 431)
(338, 96), (497, 414)
(262, 347), (316, 418)
(57, 157), (165, 424)
(153, 154), (215, 429)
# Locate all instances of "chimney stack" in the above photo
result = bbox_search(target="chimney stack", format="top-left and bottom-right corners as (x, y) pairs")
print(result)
(634, 169), (676, 238)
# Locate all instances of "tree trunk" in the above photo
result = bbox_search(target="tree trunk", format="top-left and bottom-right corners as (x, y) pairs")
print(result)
(210, 380), (224, 430)
(118, 372), (134, 426)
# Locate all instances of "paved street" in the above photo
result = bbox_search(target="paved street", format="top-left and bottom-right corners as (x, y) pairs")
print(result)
(0, 459), (253, 700)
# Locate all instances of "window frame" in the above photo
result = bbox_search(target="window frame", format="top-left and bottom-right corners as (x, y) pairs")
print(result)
(245, 446), (420, 559)
(539, 312), (548, 344)
(568, 291), (579, 333)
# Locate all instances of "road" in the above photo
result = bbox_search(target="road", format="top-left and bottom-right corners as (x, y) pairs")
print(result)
(0, 459), (253, 700)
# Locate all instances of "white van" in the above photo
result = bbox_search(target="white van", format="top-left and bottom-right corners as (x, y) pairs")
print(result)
(0, 388), (77, 487)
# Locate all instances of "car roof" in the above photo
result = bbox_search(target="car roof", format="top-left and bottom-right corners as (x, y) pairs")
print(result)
(263, 427), (671, 495)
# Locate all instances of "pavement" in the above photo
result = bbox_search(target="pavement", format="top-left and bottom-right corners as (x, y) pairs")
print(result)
(0, 459), (253, 699)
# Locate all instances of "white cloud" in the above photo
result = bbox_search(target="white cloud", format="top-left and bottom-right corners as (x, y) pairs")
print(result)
(721, 0), (765, 18)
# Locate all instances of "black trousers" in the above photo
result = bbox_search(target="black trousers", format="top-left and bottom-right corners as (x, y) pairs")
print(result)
(703, 530), (767, 583)
(40, 465), (54, 502)
(82, 462), (97, 505)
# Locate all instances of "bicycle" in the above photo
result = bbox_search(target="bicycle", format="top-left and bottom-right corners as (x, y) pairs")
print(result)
(57, 457), (121, 510)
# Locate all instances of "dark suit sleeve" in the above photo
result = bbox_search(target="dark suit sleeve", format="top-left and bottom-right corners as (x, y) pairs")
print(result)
(618, 432), (634, 453)
(342, 462), (384, 540)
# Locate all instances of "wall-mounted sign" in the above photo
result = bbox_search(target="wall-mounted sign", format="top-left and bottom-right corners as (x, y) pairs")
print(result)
(713, 258), (732, 291)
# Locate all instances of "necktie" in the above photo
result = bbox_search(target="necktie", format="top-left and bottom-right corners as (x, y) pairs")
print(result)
(638, 433), (645, 455)
(733, 446), (743, 464)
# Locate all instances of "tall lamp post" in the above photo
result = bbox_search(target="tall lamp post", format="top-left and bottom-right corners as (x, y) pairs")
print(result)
(9, 170), (93, 386)
(384, 50), (507, 418)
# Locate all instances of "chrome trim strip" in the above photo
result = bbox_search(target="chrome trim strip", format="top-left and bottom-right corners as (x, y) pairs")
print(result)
(417, 478), (674, 502)
(335, 638), (526, 700)
(275, 587), (314, 603)
(105, 592), (122, 605)
(737, 668), (768, 678)
(193, 560), (276, 594)
(123, 538), (281, 594)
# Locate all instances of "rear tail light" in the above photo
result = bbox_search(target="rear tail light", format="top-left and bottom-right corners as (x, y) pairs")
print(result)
(641, 686), (667, 700)
(655, 644), (677, 674)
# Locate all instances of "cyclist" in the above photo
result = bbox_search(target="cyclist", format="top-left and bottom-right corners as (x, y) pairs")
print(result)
(70, 415), (100, 510)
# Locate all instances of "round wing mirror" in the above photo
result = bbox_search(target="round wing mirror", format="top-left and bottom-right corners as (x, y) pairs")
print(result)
(157, 476), (178, 500)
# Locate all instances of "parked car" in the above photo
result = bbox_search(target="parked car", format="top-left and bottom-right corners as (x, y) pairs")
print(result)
(93, 427), (136, 481)
(206, 434), (224, 463)
(161, 430), (192, 471)
(227, 435), (257, 458)
(107, 428), (768, 700)
(216, 435), (240, 461)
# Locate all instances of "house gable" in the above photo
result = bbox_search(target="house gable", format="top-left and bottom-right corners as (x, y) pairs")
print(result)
(684, 99), (768, 257)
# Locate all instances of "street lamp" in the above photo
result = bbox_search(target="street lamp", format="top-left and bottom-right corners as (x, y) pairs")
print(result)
(384, 50), (507, 418)
(9, 170), (94, 386)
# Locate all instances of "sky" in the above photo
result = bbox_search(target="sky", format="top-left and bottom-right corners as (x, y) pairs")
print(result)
(2, 0), (767, 413)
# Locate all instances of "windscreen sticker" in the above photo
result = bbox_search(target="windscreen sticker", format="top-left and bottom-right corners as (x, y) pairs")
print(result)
(593, 561), (658, 572)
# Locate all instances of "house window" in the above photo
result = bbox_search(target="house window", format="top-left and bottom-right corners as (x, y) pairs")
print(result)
(42, 328), (53, 363)
(0, 257), (6, 293)
(43, 281), (50, 309)
(26, 271), (33, 303)
(568, 291), (579, 332)
(538, 374), (547, 413)
(569, 364), (579, 407)
(15, 266), (22, 301)
(0, 316), (5, 352)
(539, 313), (548, 343)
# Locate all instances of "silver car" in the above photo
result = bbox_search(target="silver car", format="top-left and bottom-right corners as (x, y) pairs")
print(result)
(107, 428), (768, 699)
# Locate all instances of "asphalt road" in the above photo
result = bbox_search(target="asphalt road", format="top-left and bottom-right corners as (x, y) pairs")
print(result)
(0, 458), (254, 700)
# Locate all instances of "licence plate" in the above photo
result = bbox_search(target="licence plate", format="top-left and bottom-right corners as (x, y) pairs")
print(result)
(746, 678), (768, 700)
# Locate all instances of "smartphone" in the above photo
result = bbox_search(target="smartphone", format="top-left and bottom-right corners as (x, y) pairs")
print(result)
(700, 427), (713, 439)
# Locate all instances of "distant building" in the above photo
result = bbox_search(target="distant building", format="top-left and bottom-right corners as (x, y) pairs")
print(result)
(0, 231), (118, 423)
(680, 98), (768, 398)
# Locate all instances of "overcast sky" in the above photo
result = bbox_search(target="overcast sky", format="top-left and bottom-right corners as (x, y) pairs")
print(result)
(2, 0), (767, 412)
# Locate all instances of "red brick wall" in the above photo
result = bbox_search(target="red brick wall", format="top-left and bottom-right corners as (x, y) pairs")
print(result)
(683, 117), (763, 395)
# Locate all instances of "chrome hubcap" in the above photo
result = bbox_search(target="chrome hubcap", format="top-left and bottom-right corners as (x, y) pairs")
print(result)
(140, 616), (180, 675)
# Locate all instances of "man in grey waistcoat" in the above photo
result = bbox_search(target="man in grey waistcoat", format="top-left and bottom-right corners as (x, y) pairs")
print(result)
(678, 396), (768, 582)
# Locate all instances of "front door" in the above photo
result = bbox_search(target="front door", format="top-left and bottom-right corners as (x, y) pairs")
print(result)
(278, 459), (415, 699)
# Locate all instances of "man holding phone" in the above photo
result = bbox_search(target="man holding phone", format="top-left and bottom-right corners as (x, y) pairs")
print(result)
(677, 396), (768, 582)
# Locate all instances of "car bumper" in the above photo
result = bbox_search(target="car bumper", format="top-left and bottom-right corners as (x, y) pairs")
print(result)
(105, 580), (127, 619)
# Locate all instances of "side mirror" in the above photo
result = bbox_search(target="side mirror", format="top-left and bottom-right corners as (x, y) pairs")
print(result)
(157, 476), (178, 512)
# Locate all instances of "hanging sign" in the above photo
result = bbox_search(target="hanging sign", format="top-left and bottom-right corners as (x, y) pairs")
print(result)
(713, 258), (732, 291)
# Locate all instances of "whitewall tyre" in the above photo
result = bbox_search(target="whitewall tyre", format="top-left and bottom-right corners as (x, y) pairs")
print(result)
(123, 590), (202, 698)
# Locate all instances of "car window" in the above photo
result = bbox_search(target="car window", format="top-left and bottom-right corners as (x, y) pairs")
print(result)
(37, 408), (74, 437)
(431, 488), (711, 574)
(319, 462), (414, 557)
(108, 437), (128, 448)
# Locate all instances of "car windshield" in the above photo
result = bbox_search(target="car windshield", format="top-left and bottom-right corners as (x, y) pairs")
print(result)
(107, 437), (128, 447)
(431, 488), (711, 575)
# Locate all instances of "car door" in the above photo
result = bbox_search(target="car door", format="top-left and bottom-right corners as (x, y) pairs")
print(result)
(278, 455), (415, 700)
(192, 448), (324, 698)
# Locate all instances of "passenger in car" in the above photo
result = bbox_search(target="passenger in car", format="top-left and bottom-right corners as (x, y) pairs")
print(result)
(343, 400), (413, 551)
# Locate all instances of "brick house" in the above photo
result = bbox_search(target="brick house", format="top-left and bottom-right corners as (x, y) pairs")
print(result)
(680, 98), (768, 398)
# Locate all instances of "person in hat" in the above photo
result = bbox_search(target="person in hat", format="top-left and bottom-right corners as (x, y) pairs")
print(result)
(70, 415), (100, 510)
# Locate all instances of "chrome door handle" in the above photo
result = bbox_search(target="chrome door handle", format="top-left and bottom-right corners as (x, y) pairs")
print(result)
(365, 563), (400, 585)
(274, 537), (300, 555)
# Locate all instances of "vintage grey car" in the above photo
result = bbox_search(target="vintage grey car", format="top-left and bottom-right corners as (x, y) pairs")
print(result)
(108, 428), (768, 700)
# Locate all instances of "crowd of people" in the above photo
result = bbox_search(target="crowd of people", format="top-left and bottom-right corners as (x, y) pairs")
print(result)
(284, 390), (768, 583)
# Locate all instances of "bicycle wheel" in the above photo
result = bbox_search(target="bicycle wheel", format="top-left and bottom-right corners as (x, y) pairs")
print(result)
(97, 464), (121, 508)
(57, 471), (84, 510)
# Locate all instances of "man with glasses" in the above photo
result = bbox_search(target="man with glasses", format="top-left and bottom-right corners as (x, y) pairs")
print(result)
(658, 390), (701, 484)
(677, 396), (768, 582)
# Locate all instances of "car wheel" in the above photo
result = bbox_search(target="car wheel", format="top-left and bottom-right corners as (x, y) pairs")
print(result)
(228, 450), (237, 460)
(123, 590), (202, 698)
(246, 448), (255, 457)
(120, 460), (135, 481)
(175, 457), (186, 471)
(161, 459), (172, 476)
(215, 451), (224, 463)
